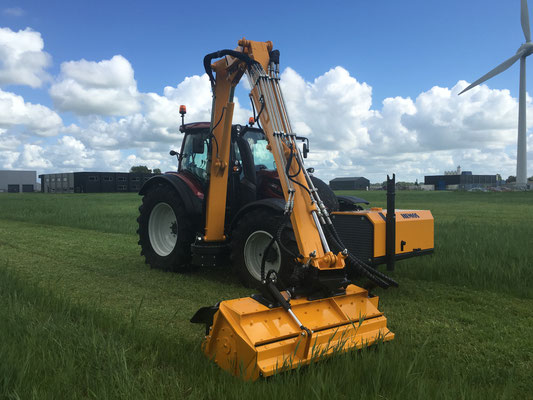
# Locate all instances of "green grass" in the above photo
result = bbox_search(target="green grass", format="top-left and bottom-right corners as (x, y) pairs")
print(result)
(336, 190), (533, 298)
(0, 193), (139, 235)
(0, 191), (532, 399)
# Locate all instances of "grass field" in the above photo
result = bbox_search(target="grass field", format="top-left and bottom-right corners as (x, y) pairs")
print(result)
(0, 191), (532, 399)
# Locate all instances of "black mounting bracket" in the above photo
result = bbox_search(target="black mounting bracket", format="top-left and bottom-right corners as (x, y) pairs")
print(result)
(386, 174), (396, 271)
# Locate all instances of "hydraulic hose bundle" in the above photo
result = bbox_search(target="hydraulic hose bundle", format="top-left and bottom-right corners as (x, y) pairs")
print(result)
(246, 48), (397, 292)
(324, 223), (398, 288)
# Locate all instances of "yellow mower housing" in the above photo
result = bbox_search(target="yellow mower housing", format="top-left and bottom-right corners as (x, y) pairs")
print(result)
(201, 285), (393, 380)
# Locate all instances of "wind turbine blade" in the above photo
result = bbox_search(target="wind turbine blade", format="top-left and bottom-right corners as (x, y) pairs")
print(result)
(522, 0), (531, 42)
(459, 51), (524, 95)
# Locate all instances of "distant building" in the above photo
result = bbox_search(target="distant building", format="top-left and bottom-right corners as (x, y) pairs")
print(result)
(329, 177), (370, 190)
(39, 172), (156, 193)
(408, 184), (434, 191)
(0, 170), (38, 193)
(444, 165), (463, 176)
(424, 172), (499, 190)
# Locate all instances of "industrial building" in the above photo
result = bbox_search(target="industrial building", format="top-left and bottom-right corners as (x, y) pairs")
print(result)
(424, 169), (499, 190)
(39, 172), (155, 193)
(0, 170), (39, 193)
(329, 177), (370, 190)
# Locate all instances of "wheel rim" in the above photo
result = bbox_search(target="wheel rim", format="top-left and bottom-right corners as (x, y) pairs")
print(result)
(148, 202), (178, 256)
(244, 230), (281, 281)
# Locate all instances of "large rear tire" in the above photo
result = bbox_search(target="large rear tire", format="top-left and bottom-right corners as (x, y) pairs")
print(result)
(310, 176), (339, 212)
(231, 208), (297, 288)
(137, 184), (195, 271)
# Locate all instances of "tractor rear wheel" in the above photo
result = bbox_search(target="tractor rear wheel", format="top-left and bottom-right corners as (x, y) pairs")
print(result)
(231, 208), (297, 288)
(310, 176), (339, 212)
(137, 184), (194, 271)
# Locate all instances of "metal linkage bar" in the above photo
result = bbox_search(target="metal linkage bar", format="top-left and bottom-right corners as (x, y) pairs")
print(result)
(295, 146), (333, 224)
(312, 210), (331, 253)
(272, 76), (294, 136)
(246, 65), (295, 211)
(246, 61), (334, 255)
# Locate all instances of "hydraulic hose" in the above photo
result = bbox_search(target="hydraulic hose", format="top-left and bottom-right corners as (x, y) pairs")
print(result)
(260, 214), (297, 283)
(323, 226), (389, 288)
(203, 49), (258, 88)
(276, 214), (299, 259)
(326, 221), (398, 286)
(324, 223), (398, 288)
(260, 236), (277, 283)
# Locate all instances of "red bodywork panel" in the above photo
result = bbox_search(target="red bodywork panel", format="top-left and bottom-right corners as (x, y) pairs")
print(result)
(257, 169), (283, 199)
(165, 169), (284, 203)
(166, 171), (205, 200)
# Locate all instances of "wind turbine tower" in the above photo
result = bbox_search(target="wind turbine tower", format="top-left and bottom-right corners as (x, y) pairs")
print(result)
(460, 0), (531, 188)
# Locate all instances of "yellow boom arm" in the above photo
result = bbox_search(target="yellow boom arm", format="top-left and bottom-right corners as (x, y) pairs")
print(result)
(191, 39), (408, 380)
(202, 39), (345, 270)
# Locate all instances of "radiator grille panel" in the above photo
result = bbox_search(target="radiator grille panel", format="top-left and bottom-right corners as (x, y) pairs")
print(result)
(331, 214), (374, 263)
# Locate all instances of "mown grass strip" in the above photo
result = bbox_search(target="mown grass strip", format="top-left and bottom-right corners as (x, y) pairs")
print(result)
(1, 209), (532, 399)
(1, 191), (532, 298)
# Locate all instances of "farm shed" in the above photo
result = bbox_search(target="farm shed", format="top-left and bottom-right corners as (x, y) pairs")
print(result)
(39, 172), (156, 193)
(0, 170), (38, 193)
(329, 177), (370, 190)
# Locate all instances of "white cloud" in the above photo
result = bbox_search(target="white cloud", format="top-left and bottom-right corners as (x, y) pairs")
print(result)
(51, 136), (94, 168)
(280, 68), (528, 182)
(161, 75), (213, 122)
(50, 55), (141, 116)
(65, 72), (251, 154)
(16, 144), (52, 169)
(123, 149), (164, 172)
(3, 7), (25, 17)
(0, 128), (20, 168)
(281, 67), (374, 151)
(0, 151), (19, 169)
(402, 82), (517, 151)
(0, 129), (20, 150)
(16, 67), (532, 182)
(0, 27), (529, 182)
(0, 89), (62, 136)
(0, 27), (51, 88)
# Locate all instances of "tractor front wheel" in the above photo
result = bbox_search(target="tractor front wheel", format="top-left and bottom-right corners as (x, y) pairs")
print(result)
(137, 184), (194, 271)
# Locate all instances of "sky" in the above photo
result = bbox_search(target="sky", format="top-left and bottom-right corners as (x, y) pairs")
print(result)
(0, 0), (532, 183)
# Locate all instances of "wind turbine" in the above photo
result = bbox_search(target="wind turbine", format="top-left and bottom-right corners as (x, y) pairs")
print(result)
(459, 0), (531, 188)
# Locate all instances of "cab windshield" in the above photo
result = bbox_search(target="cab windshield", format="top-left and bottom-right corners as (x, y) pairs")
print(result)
(242, 130), (276, 170)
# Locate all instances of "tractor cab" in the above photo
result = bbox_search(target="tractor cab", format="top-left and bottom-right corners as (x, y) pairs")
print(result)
(177, 122), (211, 186)
(176, 122), (310, 208)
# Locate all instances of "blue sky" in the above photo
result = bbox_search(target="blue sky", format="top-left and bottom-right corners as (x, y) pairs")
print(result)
(0, 0), (531, 182)
(1, 0), (523, 103)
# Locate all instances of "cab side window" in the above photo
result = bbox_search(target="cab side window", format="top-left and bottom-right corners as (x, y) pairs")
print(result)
(181, 131), (209, 182)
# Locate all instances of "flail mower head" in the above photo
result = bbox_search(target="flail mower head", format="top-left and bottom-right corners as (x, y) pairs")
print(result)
(192, 285), (393, 380)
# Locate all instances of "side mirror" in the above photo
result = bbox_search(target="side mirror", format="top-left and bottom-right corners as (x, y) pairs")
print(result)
(303, 142), (309, 158)
(192, 136), (204, 154)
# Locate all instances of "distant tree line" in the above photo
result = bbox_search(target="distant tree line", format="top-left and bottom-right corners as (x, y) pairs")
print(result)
(505, 176), (533, 183)
(130, 165), (161, 174)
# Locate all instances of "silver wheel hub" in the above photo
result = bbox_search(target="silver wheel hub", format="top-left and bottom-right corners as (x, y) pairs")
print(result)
(244, 230), (281, 281)
(148, 202), (178, 257)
